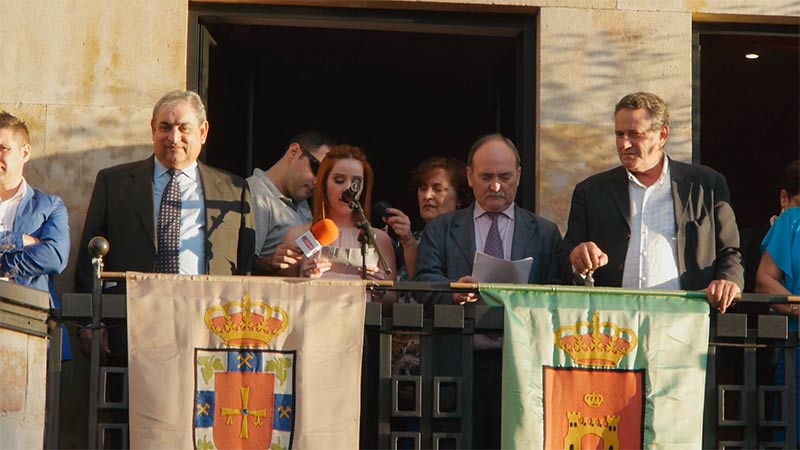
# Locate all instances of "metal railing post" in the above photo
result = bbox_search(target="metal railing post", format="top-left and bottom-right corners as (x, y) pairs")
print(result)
(88, 237), (110, 448)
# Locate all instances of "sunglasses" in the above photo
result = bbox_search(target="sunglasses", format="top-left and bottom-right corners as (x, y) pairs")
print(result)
(299, 145), (321, 176)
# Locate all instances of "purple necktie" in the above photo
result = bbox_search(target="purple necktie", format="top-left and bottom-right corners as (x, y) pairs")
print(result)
(483, 212), (504, 259)
(156, 169), (181, 273)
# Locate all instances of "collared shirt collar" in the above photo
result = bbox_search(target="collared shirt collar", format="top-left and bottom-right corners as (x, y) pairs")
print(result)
(254, 168), (297, 208)
(154, 157), (200, 183)
(473, 202), (516, 221)
(9, 177), (28, 202)
(626, 153), (670, 188)
(0, 178), (29, 232)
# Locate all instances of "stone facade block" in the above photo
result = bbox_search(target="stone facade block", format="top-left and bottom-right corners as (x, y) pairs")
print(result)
(537, 7), (693, 230)
(40, 104), (153, 293)
(617, 0), (800, 16)
(539, 8), (692, 126)
(0, 0), (186, 107)
(383, 0), (617, 8)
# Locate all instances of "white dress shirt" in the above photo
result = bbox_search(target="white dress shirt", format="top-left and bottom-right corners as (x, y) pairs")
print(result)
(0, 178), (28, 232)
(153, 159), (206, 275)
(622, 155), (681, 290)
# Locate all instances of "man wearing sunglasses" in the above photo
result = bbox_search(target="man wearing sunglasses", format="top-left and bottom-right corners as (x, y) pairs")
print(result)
(248, 131), (332, 275)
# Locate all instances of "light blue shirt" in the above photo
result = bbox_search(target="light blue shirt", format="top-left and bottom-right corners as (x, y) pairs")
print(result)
(153, 158), (205, 274)
(761, 206), (800, 296)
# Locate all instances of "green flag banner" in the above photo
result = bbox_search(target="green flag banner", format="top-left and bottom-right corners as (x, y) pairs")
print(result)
(482, 285), (710, 450)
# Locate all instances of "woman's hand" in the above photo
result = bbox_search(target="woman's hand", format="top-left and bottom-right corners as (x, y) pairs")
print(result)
(385, 208), (415, 247)
(300, 255), (331, 279)
(359, 265), (386, 281)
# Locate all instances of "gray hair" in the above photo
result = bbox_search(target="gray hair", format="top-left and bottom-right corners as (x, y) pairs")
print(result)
(152, 90), (207, 124)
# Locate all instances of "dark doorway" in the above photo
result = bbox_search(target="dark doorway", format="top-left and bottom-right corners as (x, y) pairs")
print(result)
(697, 29), (800, 228)
(696, 25), (800, 292)
(189, 5), (536, 230)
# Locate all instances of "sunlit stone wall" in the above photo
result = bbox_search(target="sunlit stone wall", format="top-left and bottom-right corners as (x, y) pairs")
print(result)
(0, 0), (186, 293)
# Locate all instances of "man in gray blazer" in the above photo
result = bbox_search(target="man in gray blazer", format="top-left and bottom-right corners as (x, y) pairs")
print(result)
(414, 134), (564, 304)
(75, 90), (254, 358)
(563, 92), (743, 313)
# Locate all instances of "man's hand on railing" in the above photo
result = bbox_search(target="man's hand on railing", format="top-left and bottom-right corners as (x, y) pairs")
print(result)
(704, 279), (741, 314)
(569, 241), (609, 276)
(453, 275), (478, 305)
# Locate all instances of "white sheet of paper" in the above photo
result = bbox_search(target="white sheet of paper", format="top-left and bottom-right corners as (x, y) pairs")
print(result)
(471, 251), (533, 283)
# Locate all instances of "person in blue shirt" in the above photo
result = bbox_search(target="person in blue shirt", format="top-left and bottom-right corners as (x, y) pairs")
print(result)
(0, 111), (71, 360)
(756, 159), (800, 440)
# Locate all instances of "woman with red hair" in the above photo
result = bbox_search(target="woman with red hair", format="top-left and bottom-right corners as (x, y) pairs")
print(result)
(280, 145), (397, 291)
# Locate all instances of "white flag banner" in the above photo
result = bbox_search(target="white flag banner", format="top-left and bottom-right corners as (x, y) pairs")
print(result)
(126, 273), (367, 449)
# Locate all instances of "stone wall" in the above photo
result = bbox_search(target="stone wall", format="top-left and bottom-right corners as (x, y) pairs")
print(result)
(537, 7), (694, 229)
(0, 0), (186, 295)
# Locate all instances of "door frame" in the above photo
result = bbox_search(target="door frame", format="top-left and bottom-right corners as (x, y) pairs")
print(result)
(187, 3), (539, 209)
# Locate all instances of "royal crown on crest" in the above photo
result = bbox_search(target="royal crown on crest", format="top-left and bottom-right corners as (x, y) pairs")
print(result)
(204, 292), (289, 348)
(583, 392), (604, 408)
(555, 312), (637, 368)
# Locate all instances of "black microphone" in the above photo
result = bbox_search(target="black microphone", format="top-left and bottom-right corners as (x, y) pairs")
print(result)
(370, 201), (391, 228)
(371, 200), (399, 241)
(341, 180), (361, 204)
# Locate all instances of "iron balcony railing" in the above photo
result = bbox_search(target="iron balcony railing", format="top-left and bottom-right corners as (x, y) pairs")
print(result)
(56, 281), (797, 449)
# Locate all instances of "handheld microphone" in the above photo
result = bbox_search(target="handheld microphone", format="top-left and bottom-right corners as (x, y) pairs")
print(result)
(341, 180), (361, 204)
(371, 200), (399, 241)
(295, 219), (339, 257)
(370, 201), (391, 228)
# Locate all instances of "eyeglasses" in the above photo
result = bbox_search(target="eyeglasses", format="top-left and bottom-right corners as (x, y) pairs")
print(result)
(299, 145), (321, 176)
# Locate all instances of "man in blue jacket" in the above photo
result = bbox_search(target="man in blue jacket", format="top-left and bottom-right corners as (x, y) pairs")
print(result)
(0, 111), (71, 360)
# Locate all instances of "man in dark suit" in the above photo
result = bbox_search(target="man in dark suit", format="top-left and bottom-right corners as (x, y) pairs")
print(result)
(563, 92), (743, 313)
(75, 89), (255, 358)
(414, 134), (564, 449)
(414, 134), (564, 303)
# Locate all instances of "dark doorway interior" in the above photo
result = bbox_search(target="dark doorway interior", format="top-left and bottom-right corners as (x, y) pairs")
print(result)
(699, 32), (799, 229)
(698, 28), (800, 292)
(198, 10), (530, 230)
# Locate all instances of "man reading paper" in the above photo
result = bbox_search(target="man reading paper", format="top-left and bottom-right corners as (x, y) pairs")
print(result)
(414, 133), (565, 303)
(413, 133), (565, 448)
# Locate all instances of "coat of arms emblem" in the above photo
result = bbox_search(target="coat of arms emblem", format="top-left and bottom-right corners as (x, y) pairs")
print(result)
(193, 293), (294, 450)
(545, 312), (643, 449)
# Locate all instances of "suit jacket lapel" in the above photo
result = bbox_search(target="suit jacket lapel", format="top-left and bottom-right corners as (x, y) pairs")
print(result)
(451, 206), (476, 270)
(128, 156), (156, 245)
(670, 159), (692, 224)
(610, 167), (631, 229)
(511, 205), (536, 260)
(197, 162), (222, 236)
(670, 159), (692, 275)
(13, 185), (35, 232)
